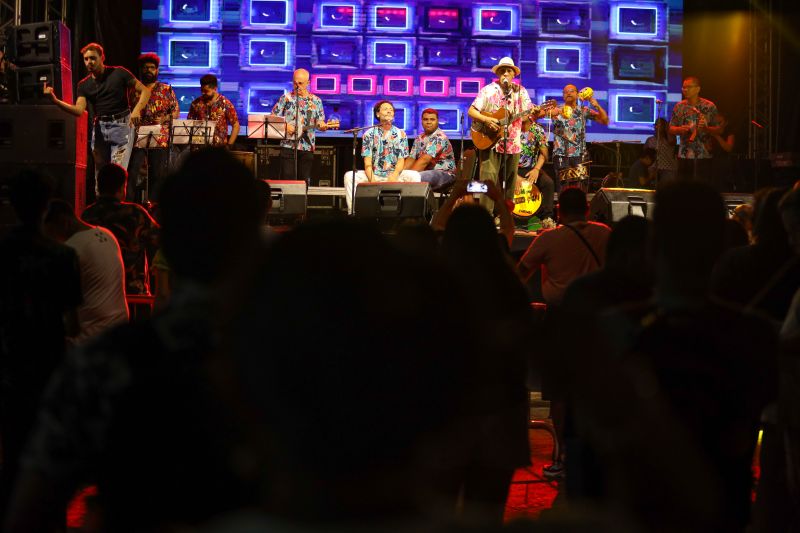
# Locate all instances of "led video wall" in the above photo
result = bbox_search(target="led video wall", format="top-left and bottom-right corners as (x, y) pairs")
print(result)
(141, 0), (683, 140)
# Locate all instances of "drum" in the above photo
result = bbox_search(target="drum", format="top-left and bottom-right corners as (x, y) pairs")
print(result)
(558, 164), (589, 191)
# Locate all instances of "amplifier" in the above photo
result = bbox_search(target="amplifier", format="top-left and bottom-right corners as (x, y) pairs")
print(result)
(255, 145), (337, 187)
(589, 187), (655, 225)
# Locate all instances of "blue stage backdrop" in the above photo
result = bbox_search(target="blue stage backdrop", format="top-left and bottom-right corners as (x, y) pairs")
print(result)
(141, 0), (683, 141)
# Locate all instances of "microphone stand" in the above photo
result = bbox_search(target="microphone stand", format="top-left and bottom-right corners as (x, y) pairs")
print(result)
(292, 91), (301, 185)
(499, 81), (512, 207)
(344, 124), (380, 215)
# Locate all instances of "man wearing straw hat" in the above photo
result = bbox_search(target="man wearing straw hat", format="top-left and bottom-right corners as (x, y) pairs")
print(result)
(468, 57), (534, 215)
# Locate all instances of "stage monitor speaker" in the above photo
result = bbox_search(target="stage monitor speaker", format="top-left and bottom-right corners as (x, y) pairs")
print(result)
(9, 21), (71, 67)
(16, 62), (73, 104)
(589, 187), (655, 225)
(353, 182), (436, 224)
(255, 145), (337, 187)
(266, 180), (307, 226)
(721, 192), (754, 217)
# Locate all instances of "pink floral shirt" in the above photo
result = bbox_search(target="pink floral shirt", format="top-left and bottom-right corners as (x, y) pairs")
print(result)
(470, 81), (533, 154)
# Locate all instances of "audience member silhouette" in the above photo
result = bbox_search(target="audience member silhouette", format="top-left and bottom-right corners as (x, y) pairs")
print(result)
(0, 169), (81, 521)
(712, 187), (799, 323)
(81, 163), (159, 296)
(5, 148), (264, 532)
(437, 203), (532, 524)
(220, 218), (472, 529)
(43, 199), (128, 345)
(582, 181), (778, 532)
(557, 215), (654, 500)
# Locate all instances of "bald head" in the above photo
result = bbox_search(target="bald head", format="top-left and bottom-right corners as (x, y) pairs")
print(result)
(293, 69), (310, 96)
(563, 84), (578, 105)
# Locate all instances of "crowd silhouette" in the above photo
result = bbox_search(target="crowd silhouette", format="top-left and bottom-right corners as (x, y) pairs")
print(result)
(1, 148), (798, 532)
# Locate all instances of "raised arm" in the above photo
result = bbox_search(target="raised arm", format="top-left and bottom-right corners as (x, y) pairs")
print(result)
(43, 83), (87, 117)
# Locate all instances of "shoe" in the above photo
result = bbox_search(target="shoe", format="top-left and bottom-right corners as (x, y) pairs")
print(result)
(541, 217), (556, 230)
(542, 461), (565, 480)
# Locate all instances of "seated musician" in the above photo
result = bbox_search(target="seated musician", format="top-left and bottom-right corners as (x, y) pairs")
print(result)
(403, 108), (456, 192)
(516, 115), (556, 229)
(343, 100), (420, 214)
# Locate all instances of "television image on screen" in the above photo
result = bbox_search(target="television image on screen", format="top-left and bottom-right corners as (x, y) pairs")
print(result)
(248, 39), (288, 67)
(373, 41), (410, 66)
(423, 7), (460, 32)
(611, 46), (666, 84)
(348, 75), (377, 95)
(318, 3), (357, 29)
(619, 7), (656, 35)
(313, 37), (361, 67)
(473, 6), (519, 35)
(372, 6), (410, 30)
(611, 91), (660, 126)
(324, 100), (357, 130)
(170, 84), (200, 116)
(474, 42), (518, 69)
(169, 39), (212, 69)
(250, 0), (289, 25)
(420, 77), (449, 97)
(170, 0), (211, 22)
(539, 3), (591, 38)
(418, 103), (462, 133)
(421, 41), (460, 68)
(247, 86), (288, 115)
(609, 2), (667, 41)
(384, 76), (413, 96)
(312, 74), (341, 94)
(537, 43), (590, 77)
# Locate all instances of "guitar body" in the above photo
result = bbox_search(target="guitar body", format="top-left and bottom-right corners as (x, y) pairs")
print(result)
(471, 109), (510, 150)
(512, 181), (542, 218)
(470, 100), (557, 150)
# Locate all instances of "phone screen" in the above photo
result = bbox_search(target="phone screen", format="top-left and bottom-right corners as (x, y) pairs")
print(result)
(466, 181), (488, 193)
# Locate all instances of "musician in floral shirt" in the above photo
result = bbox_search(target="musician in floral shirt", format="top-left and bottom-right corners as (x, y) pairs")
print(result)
(550, 84), (608, 192)
(669, 76), (720, 181)
(404, 108), (456, 191)
(343, 100), (420, 213)
(127, 53), (179, 203)
(517, 119), (555, 226)
(468, 57), (533, 212)
(187, 74), (239, 147)
(271, 68), (329, 183)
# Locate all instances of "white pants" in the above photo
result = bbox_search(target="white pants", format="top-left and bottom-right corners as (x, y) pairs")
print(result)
(343, 170), (421, 214)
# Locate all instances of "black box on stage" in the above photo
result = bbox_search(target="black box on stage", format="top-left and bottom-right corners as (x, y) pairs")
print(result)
(9, 21), (71, 66)
(353, 182), (437, 223)
(255, 145), (337, 186)
(266, 180), (307, 225)
(16, 62), (73, 104)
(721, 192), (754, 216)
(0, 106), (89, 228)
(589, 187), (655, 225)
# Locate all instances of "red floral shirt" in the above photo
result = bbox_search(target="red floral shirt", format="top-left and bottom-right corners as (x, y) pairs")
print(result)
(187, 94), (239, 146)
(128, 82), (179, 148)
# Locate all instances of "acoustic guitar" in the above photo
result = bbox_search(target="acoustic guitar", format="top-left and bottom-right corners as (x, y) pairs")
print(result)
(512, 180), (542, 219)
(471, 100), (557, 150)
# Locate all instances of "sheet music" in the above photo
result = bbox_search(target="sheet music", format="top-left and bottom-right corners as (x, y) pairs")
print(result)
(171, 119), (216, 145)
(135, 125), (163, 148)
(246, 113), (303, 140)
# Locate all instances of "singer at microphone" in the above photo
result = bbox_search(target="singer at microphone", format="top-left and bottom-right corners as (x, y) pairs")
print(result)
(342, 100), (423, 214)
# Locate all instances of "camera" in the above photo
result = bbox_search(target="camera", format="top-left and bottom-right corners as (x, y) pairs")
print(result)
(466, 181), (488, 193)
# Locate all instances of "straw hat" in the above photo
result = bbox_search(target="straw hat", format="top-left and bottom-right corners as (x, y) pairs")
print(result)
(491, 56), (520, 76)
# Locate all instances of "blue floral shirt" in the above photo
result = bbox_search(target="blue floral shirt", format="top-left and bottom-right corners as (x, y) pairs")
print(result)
(272, 91), (326, 152)
(669, 97), (719, 159)
(410, 128), (456, 176)
(362, 126), (409, 178)
(552, 107), (592, 158)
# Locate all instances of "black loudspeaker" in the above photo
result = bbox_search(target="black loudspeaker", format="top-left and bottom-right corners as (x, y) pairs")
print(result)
(9, 21), (71, 66)
(353, 182), (437, 224)
(266, 180), (307, 226)
(255, 145), (337, 186)
(16, 62), (73, 104)
(721, 192), (754, 216)
(589, 187), (655, 225)
(0, 105), (89, 214)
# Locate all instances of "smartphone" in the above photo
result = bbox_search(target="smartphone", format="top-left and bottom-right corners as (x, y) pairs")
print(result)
(466, 181), (488, 193)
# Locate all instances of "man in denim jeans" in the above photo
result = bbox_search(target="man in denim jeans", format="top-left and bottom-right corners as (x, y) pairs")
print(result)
(44, 42), (151, 179)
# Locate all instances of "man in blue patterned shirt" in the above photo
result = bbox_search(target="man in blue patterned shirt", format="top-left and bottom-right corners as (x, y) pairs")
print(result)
(272, 69), (329, 184)
(343, 100), (420, 214)
(403, 108), (456, 191)
(668, 76), (721, 183)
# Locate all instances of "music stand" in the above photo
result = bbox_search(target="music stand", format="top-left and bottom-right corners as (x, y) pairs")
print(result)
(247, 114), (301, 179)
(171, 119), (215, 147)
(134, 124), (163, 204)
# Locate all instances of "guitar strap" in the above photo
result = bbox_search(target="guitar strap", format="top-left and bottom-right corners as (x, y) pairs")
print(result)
(561, 223), (601, 266)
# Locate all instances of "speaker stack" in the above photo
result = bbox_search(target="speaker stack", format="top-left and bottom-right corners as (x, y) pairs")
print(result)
(1, 22), (87, 217)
